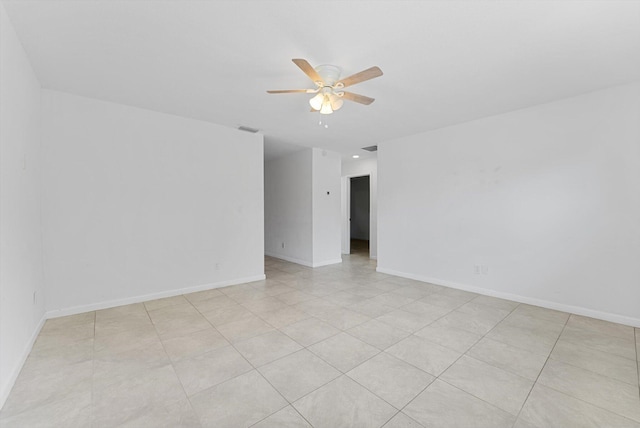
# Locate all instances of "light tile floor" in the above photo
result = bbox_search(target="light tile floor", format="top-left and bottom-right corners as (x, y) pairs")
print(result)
(1, 251), (639, 427)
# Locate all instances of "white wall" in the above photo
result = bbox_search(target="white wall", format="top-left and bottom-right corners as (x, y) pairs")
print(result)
(378, 82), (640, 326)
(312, 148), (342, 266)
(342, 157), (378, 258)
(41, 90), (265, 314)
(264, 149), (313, 265)
(264, 148), (342, 267)
(0, 2), (46, 406)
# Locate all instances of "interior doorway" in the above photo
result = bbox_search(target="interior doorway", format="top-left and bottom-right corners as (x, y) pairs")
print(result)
(348, 175), (370, 256)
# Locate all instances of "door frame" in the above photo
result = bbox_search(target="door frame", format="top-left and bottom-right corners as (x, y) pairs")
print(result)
(341, 174), (370, 255)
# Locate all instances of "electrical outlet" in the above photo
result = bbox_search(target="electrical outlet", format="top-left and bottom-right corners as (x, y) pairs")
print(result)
(281, 242), (285, 249)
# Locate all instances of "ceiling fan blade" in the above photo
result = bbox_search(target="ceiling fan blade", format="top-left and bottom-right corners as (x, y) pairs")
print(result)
(292, 58), (324, 85)
(341, 91), (375, 105)
(336, 66), (383, 88)
(267, 89), (315, 94)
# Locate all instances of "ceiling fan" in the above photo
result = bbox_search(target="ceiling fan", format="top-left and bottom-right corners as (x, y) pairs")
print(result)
(267, 59), (383, 115)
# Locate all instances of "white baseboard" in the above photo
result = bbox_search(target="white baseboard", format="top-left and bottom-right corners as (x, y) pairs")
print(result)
(312, 259), (343, 268)
(0, 313), (47, 409)
(265, 253), (343, 268)
(376, 266), (640, 328)
(45, 274), (266, 319)
(265, 252), (314, 267)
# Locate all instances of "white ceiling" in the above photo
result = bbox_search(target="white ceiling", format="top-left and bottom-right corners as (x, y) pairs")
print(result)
(4, 0), (640, 160)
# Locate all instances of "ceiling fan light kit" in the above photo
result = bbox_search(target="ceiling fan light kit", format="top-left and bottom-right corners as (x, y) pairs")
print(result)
(267, 58), (382, 116)
(319, 98), (334, 115)
(310, 88), (344, 115)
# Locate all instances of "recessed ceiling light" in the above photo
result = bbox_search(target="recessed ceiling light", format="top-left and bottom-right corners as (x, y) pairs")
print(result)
(352, 155), (360, 159)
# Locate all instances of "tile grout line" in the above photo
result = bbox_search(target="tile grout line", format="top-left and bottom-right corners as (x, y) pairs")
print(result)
(636, 328), (640, 400)
(242, 265), (381, 427)
(148, 300), (200, 426)
(146, 296), (206, 428)
(387, 301), (523, 424)
(509, 312), (571, 427)
(202, 271), (411, 425)
(236, 272), (517, 425)
(190, 290), (299, 427)
(513, 316), (640, 383)
(90, 310), (96, 427)
(247, 290), (510, 425)
(533, 381), (640, 425)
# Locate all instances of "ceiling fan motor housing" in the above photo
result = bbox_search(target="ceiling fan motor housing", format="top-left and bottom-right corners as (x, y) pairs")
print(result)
(315, 64), (342, 86)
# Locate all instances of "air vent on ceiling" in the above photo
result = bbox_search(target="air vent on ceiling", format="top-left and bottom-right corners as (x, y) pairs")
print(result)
(361, 145), (378, 152)
(238, 125), (260, 133)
